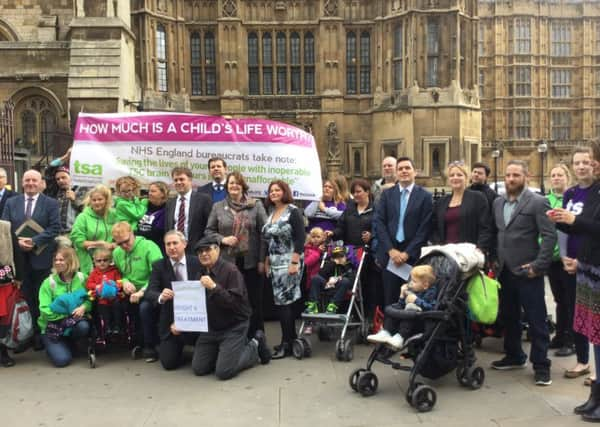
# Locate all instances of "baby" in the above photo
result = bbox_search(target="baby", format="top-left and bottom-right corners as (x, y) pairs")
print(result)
(367, 265), (437, 350)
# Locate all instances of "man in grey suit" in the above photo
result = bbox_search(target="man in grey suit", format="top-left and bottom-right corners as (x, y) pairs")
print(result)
(490, 160), (556, 386)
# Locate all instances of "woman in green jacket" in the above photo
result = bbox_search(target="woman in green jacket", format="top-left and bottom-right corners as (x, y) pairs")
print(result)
(39, 247), (91, 367)
(70, 185), (117, 274)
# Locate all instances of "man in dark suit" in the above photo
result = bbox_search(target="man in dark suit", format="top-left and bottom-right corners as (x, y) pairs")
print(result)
(165, 166), (212, 252)
(491, 160), (556, 386)
(0, 167), (16, 217)
(374, 157), (433, 306)
(2, 169), (60, 350)
(196, 157), (228, 204)
(146, 230), (203, 370)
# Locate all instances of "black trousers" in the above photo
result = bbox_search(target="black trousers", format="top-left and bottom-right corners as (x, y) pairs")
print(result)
(235, 258), (264, 338)
(159, 332), (199, 370)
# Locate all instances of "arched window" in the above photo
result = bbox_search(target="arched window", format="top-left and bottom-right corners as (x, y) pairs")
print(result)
(189, 30), (217, 96)
(432, 148), (441, 176)
(360, 32), (371, 94)
(248, 32), (259, 95)
(21, 110), (36, 153)
(346, 31), (357, 94)
(18, 96), (58, 156)
(190, 32), (201, 95)
(41, 110), (56, 156)
(156, 24), (168, 92)
(204, 32), (216, 95)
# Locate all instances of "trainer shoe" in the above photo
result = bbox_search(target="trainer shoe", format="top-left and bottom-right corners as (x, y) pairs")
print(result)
(534, 370), (552, 386)
(326, 302), (338, 314)
(254, 330), (272, 365)
(387, 333), (404, 350)
(367, 329), (392, 344)
(304, 301), (319, 314)
(143, 346), (158, 363)
(490, 357), (527, 370)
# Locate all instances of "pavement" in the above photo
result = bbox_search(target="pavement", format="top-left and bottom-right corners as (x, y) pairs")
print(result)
(0, 287), (592, 427)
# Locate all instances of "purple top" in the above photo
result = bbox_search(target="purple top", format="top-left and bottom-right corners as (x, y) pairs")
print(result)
(444, 206), (461, 244)
(563, 185), (591, 258)
(306, 200), (347, 232)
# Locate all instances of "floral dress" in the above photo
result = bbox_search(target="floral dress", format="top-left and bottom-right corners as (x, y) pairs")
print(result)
(263, 205), (303, 306)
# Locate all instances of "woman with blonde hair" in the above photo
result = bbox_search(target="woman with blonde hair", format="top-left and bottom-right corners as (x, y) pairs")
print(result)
(304, 178), (347, 233)
(430, 161), (493, 254)
(70, 184), (117, 274)
(114, 176), (147, 231)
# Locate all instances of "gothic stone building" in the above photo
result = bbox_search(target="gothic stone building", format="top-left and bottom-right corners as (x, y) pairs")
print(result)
(0, 0), (481, 188)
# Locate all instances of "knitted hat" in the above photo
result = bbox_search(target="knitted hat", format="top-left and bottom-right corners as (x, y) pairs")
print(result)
(54, 166), (70, 175)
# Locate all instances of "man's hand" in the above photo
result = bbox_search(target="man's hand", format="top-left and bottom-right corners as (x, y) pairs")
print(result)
(388, 249), (408, 266)
(18, 237), (34, 252)
(130, 290), (144, 304)
(562, 257), (578, 274)
(123, 281), (137, 295)
(200, 275), (217, 290)
(66, 189), (76, 201)
(221, 236), (239, 247)
(72, 305), (86, 319)
(547, 208), (575, 225)
(160, 288), (174, 302)
(170, 323), (181, 336)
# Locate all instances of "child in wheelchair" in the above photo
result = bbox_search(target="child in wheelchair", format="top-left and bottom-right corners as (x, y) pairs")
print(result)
(367, 265), (437, 349)
(305, 245), (355, 314)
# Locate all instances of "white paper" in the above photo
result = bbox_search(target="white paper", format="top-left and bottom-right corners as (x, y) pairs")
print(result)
(172, 281), (208, 332)
(557, 231), (568, 258)
(386, 259), (413, 281)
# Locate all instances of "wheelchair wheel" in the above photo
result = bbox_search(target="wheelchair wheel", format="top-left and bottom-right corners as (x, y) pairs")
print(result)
(292, 339), (306, 359)
(318, 325), (334, 342)
(349, 368), (367, 392)
(300, 337), (312, 358)
(411, 385), (437, 412)
(357, 371), (378, 397)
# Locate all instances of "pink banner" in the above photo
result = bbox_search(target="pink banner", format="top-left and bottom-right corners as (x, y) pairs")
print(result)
(74, 113), (313, 148)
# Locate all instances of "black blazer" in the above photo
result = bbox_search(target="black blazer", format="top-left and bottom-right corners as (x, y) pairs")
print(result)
(0, 189), (16, 217)
(165, 191), (212, 252)
(145, 256), (203, 340)
(430, 189), (493, 254)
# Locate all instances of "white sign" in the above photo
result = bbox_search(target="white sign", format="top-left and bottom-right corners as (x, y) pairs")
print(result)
(172, 281), (208, 332)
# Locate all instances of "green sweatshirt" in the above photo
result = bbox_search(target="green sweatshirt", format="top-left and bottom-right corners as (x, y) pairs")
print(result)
(38, 272), (91, 333)
(114, 196), (148, 232)
(70, 206), (117, 275)
(112, 236), (163, 291)
(546, 190), (563, 261)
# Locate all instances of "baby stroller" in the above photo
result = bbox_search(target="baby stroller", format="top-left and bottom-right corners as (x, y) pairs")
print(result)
(349, 249), (485, 412)
(293, 242), (370, 362)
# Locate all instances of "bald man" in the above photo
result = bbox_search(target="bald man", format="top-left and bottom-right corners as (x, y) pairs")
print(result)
(2, 169), (60, 350)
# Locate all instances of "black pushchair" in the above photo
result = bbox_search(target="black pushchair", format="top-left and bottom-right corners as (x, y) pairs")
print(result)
(349, 250), (485, 412)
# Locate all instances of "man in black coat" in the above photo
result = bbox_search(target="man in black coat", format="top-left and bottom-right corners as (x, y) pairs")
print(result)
(165, 167), (212, 252)
(469, 162), (499, 211)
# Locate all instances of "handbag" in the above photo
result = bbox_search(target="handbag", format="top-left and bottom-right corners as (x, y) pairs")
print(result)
(466, 270), (501, 325)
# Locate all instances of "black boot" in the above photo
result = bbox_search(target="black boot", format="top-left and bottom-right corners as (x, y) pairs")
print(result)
(575, 382), (600, 415)
(583, 402), (600, 422)
(0, 346), (15, 367)
(271, 342), (291, 360)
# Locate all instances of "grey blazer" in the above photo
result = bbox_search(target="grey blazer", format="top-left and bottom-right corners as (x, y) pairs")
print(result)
(204, 198), (267, 270)
(493, 189), (556, 274)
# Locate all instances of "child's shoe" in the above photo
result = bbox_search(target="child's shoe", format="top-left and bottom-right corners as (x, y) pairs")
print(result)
(304, 301), (319, 314)
(367, 329), (392, 344)
(404, 302), (422, 311)
(304, 324), (313, 335)
(387, 333), (404, 350)
(326, 302), (338, 314)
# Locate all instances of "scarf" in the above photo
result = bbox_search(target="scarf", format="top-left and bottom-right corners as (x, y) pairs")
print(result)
(226, 196), (255, 256)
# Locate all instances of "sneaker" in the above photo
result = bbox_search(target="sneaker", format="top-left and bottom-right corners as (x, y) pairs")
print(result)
(534, 370), (552, 386)
(387, 333), (404, 350)
(326, 302), (338, 314)
(304, 301), (318, 314)
(554, 345), (575, 357)
(490, 357), (527, 370)
(142, 347), (158, 363)
(254, 330), (272, 365)
(304, 324), (313, 335)
(367, 329), (392, 344)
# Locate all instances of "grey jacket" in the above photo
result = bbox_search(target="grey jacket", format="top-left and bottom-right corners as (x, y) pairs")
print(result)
(493, 189), (556, 274)
(204, 198), (267, 270)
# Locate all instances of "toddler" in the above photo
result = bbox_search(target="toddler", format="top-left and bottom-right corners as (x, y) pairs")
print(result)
(367, 265), (437, 349)
(86, 248), (124, 335)
(304, 227), (327, 290)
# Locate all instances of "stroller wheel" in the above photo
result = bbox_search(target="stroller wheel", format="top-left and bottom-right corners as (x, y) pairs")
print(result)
(349, 368), (367, 392)
(456, 366), (470, 387)
(292, 339), (305, 360)
(405, 382), (424, 404)
(357, 371), (378, 397)
(411, 385), (437, 412)
(300, 337), (312, 358)
(88, 353), (96, 369)
(335, 339), (353, 362)
(468, 367), (485, 390)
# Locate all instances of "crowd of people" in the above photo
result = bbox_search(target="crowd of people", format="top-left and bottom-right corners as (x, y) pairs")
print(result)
(1, 144), (600, 420)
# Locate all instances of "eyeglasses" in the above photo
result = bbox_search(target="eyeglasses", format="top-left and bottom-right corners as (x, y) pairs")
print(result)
(196, 246), (215, 254)
(94, 258), (110, 263)
(448, 160), (465, 167)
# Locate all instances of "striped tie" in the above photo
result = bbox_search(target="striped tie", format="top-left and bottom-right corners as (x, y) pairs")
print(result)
(176, 196), (186, 234)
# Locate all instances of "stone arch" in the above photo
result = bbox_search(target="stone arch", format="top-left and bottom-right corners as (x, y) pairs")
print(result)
(9, 86), (66, 117)
(0, 18), (20, 41)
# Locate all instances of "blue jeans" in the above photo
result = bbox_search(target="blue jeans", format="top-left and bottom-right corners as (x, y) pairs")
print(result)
(42, 320), (90, 367)
(499, 269), (551, 372)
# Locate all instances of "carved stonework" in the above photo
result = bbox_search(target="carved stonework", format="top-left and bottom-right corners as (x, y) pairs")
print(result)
(223, 0), (237, 17)
(323, 0), (338, 17)
(326, 121), (340, 162)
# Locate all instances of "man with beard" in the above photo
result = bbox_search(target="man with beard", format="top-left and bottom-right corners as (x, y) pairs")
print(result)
(490, 160), (556, 386)
(469, 162), (498, 211)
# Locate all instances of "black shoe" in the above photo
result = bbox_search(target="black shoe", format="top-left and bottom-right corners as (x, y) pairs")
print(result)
(0, 350), (15, 367)
(271, 343), (291, 360)
(142, 347), (158, 363)
(534, 370), (552, 386)
(575, 382), (600, 415)
(254, 330), (272, 365)
(32, 335), (44, 352)
(555, 345), (576, 357)
(491, 357), (527, 370)
(549, 335), (563, 350)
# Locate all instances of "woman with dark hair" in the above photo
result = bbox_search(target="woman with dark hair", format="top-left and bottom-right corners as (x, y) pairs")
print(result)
(548, 142), (600, 421)
(205, 171), (268, 338)
(262, 180), (306, 359)
(304, 179), (346, 232)
(137, 181), (169, 255)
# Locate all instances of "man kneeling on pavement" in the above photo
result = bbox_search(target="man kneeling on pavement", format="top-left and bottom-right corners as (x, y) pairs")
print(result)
(146, 232), (271, 379)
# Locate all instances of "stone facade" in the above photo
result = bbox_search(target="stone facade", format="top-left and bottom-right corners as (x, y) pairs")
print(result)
(0, 0), (481, 187)
(479, 0), (598, 188)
